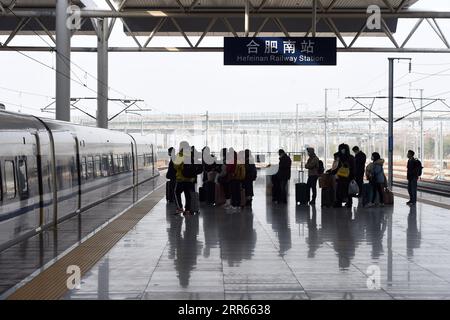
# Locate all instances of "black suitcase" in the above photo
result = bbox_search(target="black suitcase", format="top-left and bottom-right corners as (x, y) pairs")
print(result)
(296, 183), (309, 205)
(166, 181), (175, 202)
(321, 187), (335, 208)
(295, 170), (309, 205)
(199, 186), (206, 202)
(204, 181), (216, 204)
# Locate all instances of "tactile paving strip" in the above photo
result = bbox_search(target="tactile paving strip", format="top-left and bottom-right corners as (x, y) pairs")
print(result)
(7, 186), (165, 300)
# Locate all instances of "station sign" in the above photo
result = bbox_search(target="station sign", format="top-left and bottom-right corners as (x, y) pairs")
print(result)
(224, 37), (337, 66)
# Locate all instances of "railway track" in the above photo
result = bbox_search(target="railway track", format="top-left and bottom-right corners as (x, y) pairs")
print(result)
(394, 179), (450, 197)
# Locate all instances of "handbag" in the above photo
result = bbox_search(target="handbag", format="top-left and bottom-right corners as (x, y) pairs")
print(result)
(383, 188), (394, 205)
(337, 166), (350, 178)
(348, 180), (360, 196)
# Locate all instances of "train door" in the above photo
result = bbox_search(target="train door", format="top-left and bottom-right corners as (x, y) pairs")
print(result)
(74, 137), (82, 212)
(32, 132), (45, 226)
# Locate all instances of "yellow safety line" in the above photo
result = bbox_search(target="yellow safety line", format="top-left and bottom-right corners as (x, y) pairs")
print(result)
(7, 187), (165, 300)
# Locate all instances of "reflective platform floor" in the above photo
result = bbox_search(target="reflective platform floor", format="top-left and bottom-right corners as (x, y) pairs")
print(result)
(61, 177), (450, 300)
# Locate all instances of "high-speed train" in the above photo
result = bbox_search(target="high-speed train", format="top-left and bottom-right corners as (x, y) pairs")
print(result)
(0, 110), (159, 251)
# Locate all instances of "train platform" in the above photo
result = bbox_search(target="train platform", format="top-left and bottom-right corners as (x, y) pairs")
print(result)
(2, 175), (450, 300)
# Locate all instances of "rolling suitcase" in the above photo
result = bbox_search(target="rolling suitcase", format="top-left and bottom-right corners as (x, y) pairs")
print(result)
(383, 188), (394, 205)
(205, 181), (216, 204)
(295, 170), (310, 206)
(321, 187), (335, 208)
(190, 191), (200, 213)
(166, 181), (175, 202)
(362, 183), (380, 206)
(199, 186), (206, 202)
(215, 183), (226, 206)
(240, 188), (246, 207)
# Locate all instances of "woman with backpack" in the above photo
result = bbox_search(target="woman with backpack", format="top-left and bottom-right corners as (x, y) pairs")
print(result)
(365, 152), (386, 207)
(243, 149), (257, 207)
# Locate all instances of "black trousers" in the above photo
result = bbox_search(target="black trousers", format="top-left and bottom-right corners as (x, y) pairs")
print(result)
(230, 180), (242, 207)
(307, 175), (319, 202)
(175, 181), (195, 211)
(371, 182), (384, 204)
(355, 175), (364, 197)
(336, 178), (352, 206)
(273, 178), (288, 203)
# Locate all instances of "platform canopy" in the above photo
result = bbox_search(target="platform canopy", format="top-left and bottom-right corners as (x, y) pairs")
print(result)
(1, 0), (449, 52)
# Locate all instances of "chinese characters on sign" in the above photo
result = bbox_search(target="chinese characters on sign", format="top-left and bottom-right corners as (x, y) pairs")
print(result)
(224, 37), (337, 66)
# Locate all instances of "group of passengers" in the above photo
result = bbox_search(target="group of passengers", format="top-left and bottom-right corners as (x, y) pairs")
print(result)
(304, 143), (421, 208)
(166, 140), (422, 214)
(166, 141), (257, 216)
(303, 143), (387, 208)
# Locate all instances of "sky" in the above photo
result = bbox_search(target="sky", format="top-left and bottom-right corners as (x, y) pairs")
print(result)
(1, 0), (450, 119)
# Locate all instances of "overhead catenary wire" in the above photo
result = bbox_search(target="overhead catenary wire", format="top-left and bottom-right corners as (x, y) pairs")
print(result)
(3, 7), (144, 113)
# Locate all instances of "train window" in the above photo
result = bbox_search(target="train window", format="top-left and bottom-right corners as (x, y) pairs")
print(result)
(5, 161), (16, 200)
(102, 155), (109, 177)
(118, 155), (124, 173)
(81, 156), (87, 180)
(0, 161), (2, 202)
(94, 155), (101, 177)
(112, 154), (118, 174)
(87, 156), (94, 179)
(124, 154), (129, 171)
(126, 153), (131, 171)
(17, 158), (29, 200)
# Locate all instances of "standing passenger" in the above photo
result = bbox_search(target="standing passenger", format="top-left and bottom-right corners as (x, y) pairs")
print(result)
(407, 150), (421, 206)
(230, 151), (246, 210)
(174, 141), (196, 215)
(305, 147), (320, 206)
(352, 146), (366, 197)
(365, 152), (385, 207)
(166, 147), (177, 203)
(331, 144), (355, 208)
(274, 149), (292, 204)
(243, 149), (257, 207)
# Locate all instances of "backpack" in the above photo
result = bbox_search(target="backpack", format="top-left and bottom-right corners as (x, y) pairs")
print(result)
(318, 160), (325, 175)
(234, 165), (246, 181)
(415, 159), (423, 177)
(372, 164), (384, 183)
(182, 163), (197, 178)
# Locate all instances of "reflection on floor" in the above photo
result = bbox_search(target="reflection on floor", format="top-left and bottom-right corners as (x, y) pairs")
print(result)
(65, 177), (450, 300)
(0, 178), (162, 298)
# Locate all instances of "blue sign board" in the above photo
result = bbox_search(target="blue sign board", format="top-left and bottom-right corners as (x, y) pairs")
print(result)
(224, 37), (337, 66)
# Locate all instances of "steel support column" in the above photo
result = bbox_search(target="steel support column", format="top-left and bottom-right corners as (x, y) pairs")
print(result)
(419, 89), (424, 161)
(97, 18), (109, 129)
(312, 0), (317, 37)
(245, 0), (250, 37)
(388, 58), (394, 189)
(55, 0), (71, 122)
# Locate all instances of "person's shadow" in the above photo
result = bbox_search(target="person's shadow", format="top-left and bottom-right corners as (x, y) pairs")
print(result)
(306, 206), (322, 258)
(407, 206), (421, 258)
(219, 211), (257, 267)
(269, 204), (292, 257)
(167, 213), (203, 288)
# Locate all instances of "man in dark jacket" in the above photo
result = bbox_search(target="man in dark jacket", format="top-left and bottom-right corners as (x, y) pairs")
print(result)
(352, 146), (366, 197)
(274, 149), (292, 204)
(166, 147), (176, 202)
(407, 150), (420, 206)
